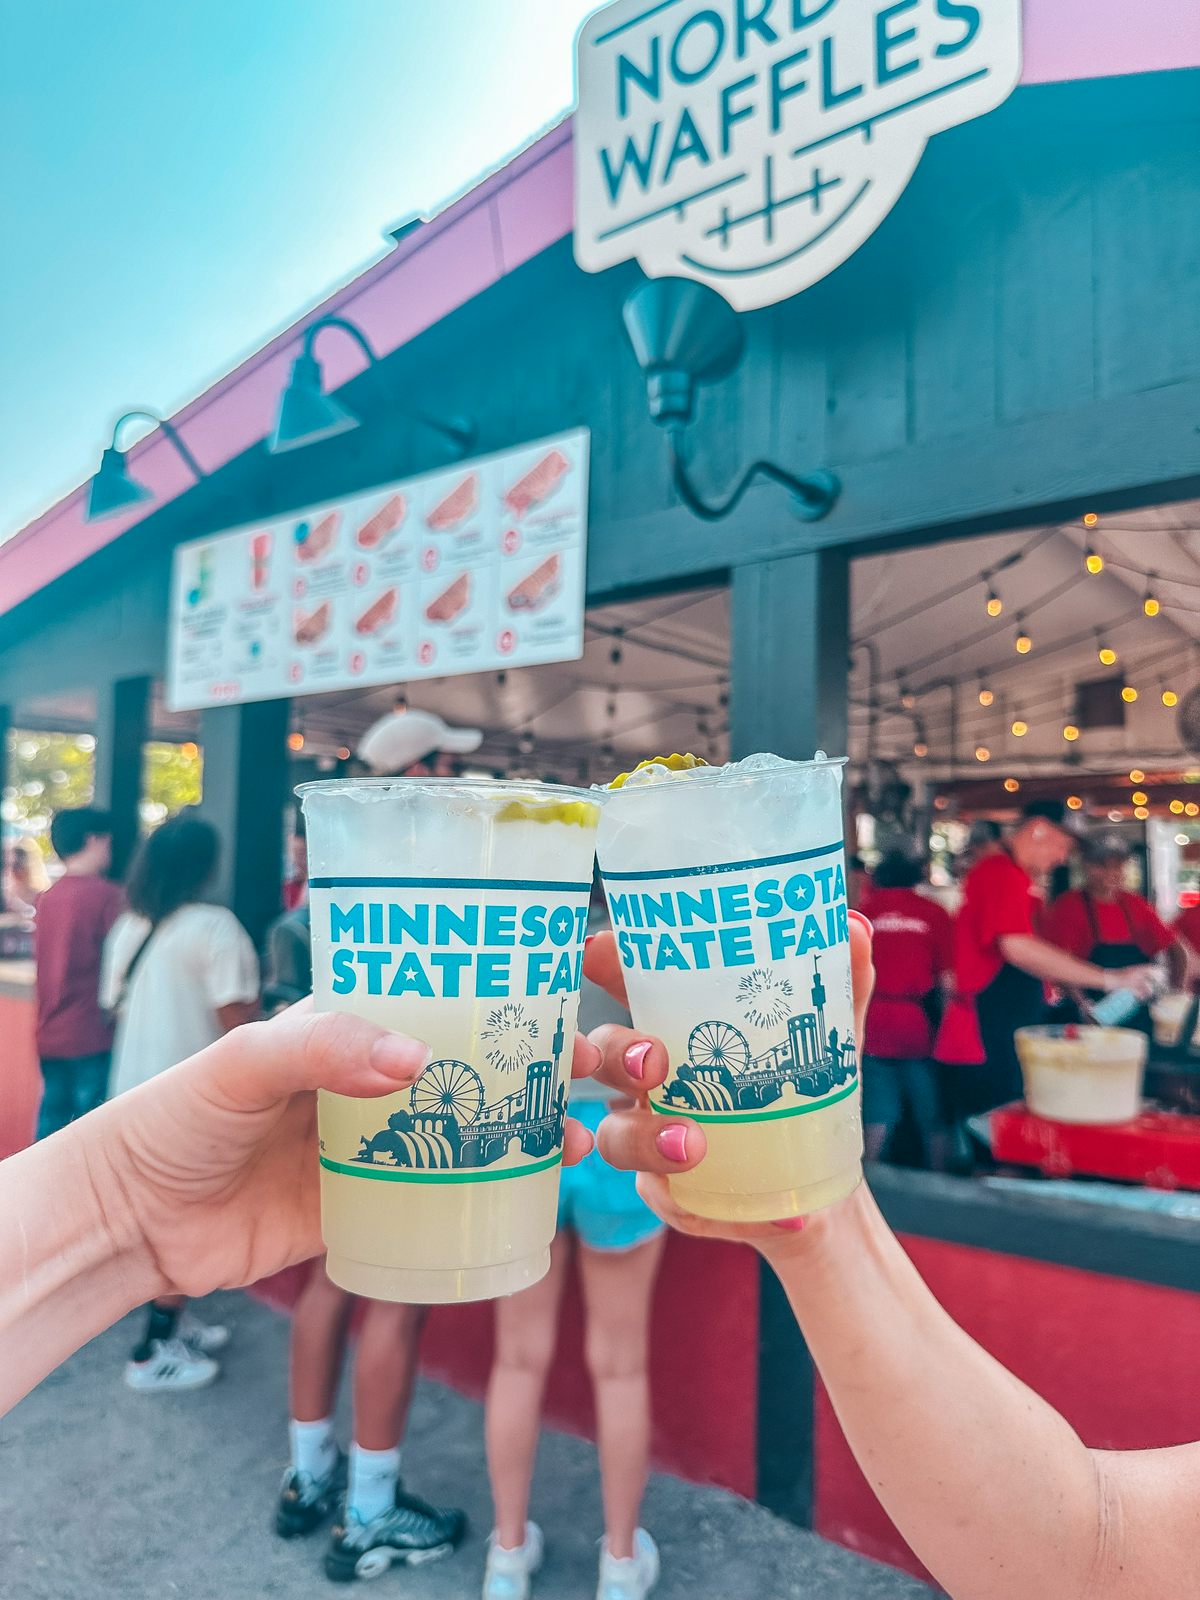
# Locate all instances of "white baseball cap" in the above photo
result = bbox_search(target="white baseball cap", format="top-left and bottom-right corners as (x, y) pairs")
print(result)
(358, 708), (483, 774)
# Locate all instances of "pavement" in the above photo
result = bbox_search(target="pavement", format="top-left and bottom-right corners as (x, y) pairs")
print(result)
(1, 1291), (937, 1600)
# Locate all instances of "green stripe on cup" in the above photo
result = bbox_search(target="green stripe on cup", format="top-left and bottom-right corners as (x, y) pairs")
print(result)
(319, 1151), (563, 1184)
(648, 1077), (859, 1124)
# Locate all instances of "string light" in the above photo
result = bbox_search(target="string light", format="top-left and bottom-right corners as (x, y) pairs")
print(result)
(1067, 796), (1084, 810)
(336, 745), (351, 762)
(1171, 800), (1185, 815)
(1121, 685), (1138, 703)
(1177, 834), (1190, 846)
(1163, 687), (1179, 708)
(978, 682), (995, 707)
(1144, 577), (1161, 617)
(180, 741), (199, 760)
(1011, 719), (1028, 737)
(1108, 809), (1123, 822)
(1188, 803), (1200, 819)
(1004, 778), (1020, 793)
(1014, 618), (1032, 654)
(985, 585), (1003, 618)
(1085, 546), (1104, 575)
(900, 685), (916, 710)
(913, 741), (929, 758)
(1097, 636), (1117, 667)
(287, 731), (305, 752)
(933, 795), (950, 811)
(1062, 724), (1080, 741)
(975, 746), (991, 762)
(1135, 806), (1150, 820)
(393, 692), (408, 713)
(1129, 770), (1145, 783)
(1132, 791), (1149, 806)
(1082, 512), (1099, 528)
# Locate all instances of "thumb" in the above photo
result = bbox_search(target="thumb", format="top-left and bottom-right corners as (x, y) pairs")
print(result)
(187, 999), (432, 1114)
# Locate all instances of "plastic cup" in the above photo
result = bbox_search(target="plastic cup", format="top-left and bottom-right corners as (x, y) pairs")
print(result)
(596, 754), (861, 1222)
(1015, 1025), (1147, 1124)
(1151, 991), (1191, 1049)
(299, 778), (600, 1302)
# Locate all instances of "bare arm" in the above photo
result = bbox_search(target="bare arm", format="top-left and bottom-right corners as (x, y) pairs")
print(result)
(997, 933), (1151, 992)
(770, 1186), (1200, 1600)
(216, 999), (260, 1032)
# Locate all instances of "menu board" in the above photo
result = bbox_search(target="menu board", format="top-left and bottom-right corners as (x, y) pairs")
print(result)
(166, 429), (589, 711)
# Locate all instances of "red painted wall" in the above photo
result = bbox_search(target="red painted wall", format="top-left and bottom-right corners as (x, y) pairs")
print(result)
(814, 1233), (1200, 1581)
(258, 1232), (759, 1498)
(0, 990), (39, 1158)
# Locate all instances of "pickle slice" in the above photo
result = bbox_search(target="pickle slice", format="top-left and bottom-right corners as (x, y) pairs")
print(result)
(607, 753), (708, 790)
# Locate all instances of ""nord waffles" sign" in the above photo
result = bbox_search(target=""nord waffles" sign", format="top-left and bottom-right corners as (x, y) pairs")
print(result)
(575, 0), (1021, 311)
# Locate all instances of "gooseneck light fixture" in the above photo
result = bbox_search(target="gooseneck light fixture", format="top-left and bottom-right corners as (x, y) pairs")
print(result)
(621, 277), (839, 523)
(85, 411), (205, 522)
(269, 314), (474, 455)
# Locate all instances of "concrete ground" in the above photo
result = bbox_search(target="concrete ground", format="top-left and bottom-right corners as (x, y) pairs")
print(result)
(1, 1291), (936, 1600)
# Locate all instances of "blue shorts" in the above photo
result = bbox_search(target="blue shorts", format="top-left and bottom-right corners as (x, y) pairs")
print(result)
(558, 1100), (665, 1253)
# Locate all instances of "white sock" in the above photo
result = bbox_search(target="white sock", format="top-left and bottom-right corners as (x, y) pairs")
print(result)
(290, 1417), (338, 1481)
(348, 1444), (401, 1525)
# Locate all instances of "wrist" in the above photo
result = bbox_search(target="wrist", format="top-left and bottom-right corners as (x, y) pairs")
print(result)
(78, 1111), (170, 1306)
(757, 1178), (870, 1274)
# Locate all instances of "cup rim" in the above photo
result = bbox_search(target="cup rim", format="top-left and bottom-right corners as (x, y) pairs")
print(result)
(597, 752), (847, 800)
(295, 775), (600, 804)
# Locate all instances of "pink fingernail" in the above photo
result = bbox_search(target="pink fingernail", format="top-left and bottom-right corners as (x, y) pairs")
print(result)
(772, 1217), (806, 1231)
(655, 1125), (689, 1163)
(849, 910), (873, 938)
(624, 1040), (652, 1080)
(585, 933), (596, 949)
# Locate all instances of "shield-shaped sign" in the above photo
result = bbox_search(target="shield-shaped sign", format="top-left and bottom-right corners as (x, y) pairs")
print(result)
(575, 0), (1023, 312)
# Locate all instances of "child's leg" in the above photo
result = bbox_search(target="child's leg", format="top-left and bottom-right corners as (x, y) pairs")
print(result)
(347, 1299), (428, 1523)
(290, 1261), (354, 1423)
(485, 1232), (572, 1549)
(578, 1233), (666, 1561)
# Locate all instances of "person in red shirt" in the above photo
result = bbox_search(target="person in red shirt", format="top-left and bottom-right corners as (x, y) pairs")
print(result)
(943, 800), (1158, 1119)
(33, 808), (124, 1140)
(1175, 903), (1200, 976)
(1042, 832), (1190, 1028)
(859, 851), (955, 1168)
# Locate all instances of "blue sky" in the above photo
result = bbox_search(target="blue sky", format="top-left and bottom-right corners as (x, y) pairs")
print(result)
(0, 0), (603, 543)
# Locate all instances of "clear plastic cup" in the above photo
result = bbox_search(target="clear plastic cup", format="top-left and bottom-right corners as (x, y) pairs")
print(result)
(1151, 991), (1191, 1050)
(299, 778), (600, 1302)
(596, 754), (861, 1222)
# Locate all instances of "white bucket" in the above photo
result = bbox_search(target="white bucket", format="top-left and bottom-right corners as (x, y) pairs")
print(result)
(1015, 1025), (1147, 1125)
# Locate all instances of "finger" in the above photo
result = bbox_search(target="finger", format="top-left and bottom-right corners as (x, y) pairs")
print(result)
(595, 1103), (706, 1173)
(569, 1030), (603, 1081)
(193, 1004), (432, 1114)
(583, 931), (629, 1007)
(561, 1116), (595, 1168)
(588, 1023), (671, 1094)
(849, 910), (875, 1042)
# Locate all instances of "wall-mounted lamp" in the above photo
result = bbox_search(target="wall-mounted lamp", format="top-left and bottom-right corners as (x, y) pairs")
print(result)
(621, 277), (839, 523)
(269, 314), (474, 455)
(85, 411), (205, 522)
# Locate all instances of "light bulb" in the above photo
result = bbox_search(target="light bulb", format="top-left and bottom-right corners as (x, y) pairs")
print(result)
(1085, 549), (1104, 575)
(287, 731), (305, 752)
(1135, 806), (1150, 820)
(1144, 594), (1161, 618)
(986, 591), (1003, 618)
(1170, 800), (1185, 815)
(978, 687), (995, 707)
(913, 741), (928, 758)
(1188, 803), (1200, 819)
(1082, 512), (1099, 528)
(1004, 778), (1020, 794)
(1132, 791), (1148, 806)
(975, 746), (990, 762)
(1011, 719), (1028, 737)
(1121, 685), (1138, 703)
(1163, 688), (1179, 708)
(900, 689), (916, 710)
(1063, 724), (1080, 741)
(1098, 645), (1117, 666)
(1129, 770), (1145, 783)
(1015, 628), (1032, 654)
(1067, 795), (1084, 810)
(336, 745), (351, 762)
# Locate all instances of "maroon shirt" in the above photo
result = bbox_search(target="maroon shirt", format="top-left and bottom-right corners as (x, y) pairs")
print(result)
(34, 874), (125, 1058)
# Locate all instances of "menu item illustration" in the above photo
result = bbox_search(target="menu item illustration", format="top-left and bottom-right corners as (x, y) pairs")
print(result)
(295, 512), (339, 564)
(250, 532), (273, 591)
(506, 553), (562, 613)
(355, 494), (406, 550)
(293, 601), (332, 645)
(426, 473), (479, 532)
(355, 588), (398, 636)
(505, 449), (570, 516)
(425, 572), (471, 624)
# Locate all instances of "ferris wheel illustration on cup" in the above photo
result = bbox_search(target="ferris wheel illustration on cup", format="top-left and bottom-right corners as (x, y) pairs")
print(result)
(410, 1060), (484, 1125)
(688, 1021), (751, 1075)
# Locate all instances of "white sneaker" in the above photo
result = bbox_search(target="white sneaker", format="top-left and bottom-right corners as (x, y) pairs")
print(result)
(123, 1337), (220, 1393)
(483, 1521), (544, 1600)
(596, 1530), (659, 1600)
(176, 1309), (230, 1354)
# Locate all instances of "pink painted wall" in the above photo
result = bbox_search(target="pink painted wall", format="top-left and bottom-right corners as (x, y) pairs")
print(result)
(3, 2), (1198, 623)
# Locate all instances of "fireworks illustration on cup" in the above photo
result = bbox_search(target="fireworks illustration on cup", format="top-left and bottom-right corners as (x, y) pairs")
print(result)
(737, 967), (795, 1030)
(481, 1003), (540, 1074)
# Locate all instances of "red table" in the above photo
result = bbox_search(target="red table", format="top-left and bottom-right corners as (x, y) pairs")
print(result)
(990, 1101), (1200, 1189)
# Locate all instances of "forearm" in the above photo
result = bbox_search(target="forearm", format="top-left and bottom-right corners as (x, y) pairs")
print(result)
(769, 1186), (1104, 1600)
(1001, 934), (1110, 991)
(0, 1112), (162, 1413)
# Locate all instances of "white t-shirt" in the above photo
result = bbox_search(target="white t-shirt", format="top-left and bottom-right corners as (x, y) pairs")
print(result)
(101, 903), (259, 1096)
